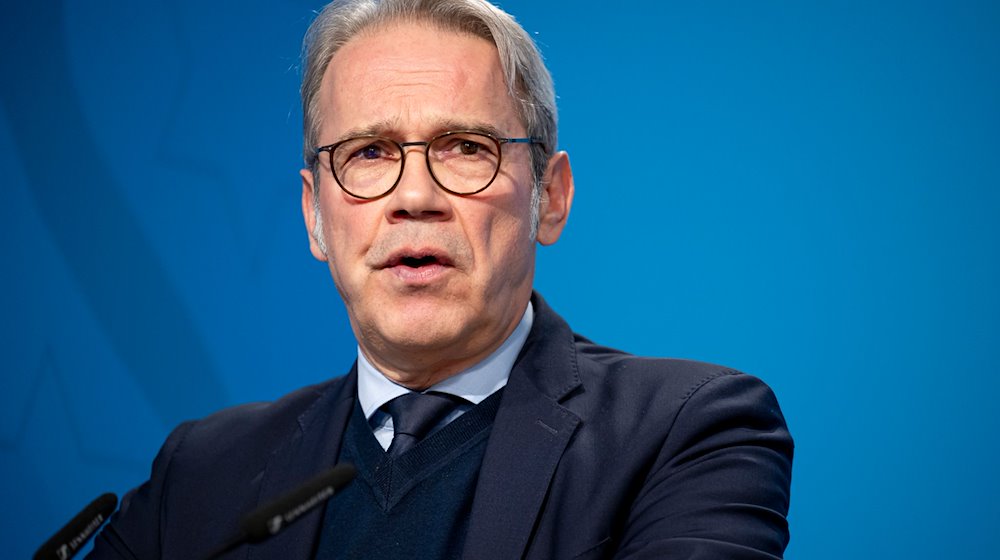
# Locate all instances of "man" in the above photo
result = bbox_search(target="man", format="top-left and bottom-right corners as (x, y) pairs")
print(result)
(89, 0), (793, 558)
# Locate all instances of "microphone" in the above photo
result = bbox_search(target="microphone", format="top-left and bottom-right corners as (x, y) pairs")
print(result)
(35, 492), (118, 560)
(203, 463), (356, 560)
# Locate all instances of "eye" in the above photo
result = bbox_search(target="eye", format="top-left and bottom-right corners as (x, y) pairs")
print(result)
(354, 144), (386, 160)
(434, 134), (496, 157)
(459, 140), (482, 155)
(333, 138), (400, 175)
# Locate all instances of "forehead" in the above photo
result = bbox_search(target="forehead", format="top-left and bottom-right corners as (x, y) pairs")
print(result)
(318, 22), (522, 140)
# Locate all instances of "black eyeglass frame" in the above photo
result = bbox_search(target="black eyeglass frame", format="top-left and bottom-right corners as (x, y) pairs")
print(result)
(314, 130), (544, 200)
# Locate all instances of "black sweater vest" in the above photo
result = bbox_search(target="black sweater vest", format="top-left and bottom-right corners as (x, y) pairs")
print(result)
(314, 390), (502, 559)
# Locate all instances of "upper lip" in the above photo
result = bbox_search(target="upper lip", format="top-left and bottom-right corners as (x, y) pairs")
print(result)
(377, 247), (455, 269)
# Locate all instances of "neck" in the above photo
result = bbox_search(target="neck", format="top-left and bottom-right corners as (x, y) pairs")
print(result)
(358, 301), (533, 391)
(359, 333), (513, 391)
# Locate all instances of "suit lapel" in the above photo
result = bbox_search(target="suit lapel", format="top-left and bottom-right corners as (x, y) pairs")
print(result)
(247, 367), (358, 560)
(463, 294), (583, 560)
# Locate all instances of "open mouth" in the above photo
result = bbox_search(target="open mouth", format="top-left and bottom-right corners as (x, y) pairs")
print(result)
(379, 250), (454, 283)
(399, 255), (441, 268)
(382, 249), (453, 269)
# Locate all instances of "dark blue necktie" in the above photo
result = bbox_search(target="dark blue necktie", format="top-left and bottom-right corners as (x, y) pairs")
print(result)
(383, 392), (461, 458)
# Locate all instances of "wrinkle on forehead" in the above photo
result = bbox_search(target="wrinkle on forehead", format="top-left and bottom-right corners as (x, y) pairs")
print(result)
(319, 22), (520, 141)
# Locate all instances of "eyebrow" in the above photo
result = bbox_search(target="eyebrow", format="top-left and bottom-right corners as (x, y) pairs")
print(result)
(331, 118), (510, 144)
(331, 118), (399, 144)
(434, 119), (507, 139)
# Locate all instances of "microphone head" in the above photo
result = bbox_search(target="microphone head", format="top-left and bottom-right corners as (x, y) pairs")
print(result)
(241, 463), (356, 542)
(35, 492), (118, 560)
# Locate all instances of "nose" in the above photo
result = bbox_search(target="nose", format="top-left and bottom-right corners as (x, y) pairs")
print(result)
(384, 145), (453, 223)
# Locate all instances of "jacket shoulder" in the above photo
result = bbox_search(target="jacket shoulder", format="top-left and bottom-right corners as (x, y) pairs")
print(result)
(572, 334), (752, 402)
(179, 376), (346, 451)
(561, 335), (793, 557)
(89, 375), (352, 559)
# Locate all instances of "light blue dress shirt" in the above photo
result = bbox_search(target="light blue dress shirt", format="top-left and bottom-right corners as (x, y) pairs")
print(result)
(357, 301), (534, 451)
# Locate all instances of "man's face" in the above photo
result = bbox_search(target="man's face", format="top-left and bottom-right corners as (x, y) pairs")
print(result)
(301, 23), (570, 385)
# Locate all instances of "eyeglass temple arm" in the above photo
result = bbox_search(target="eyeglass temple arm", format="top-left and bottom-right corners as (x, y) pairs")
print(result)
(501, 137), (547, 151)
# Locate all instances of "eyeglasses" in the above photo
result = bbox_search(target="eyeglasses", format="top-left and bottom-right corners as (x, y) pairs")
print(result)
(314, 130), (543, 200)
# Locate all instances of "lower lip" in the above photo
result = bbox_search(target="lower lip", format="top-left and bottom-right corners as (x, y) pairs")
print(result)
(385, 263), (451, 284)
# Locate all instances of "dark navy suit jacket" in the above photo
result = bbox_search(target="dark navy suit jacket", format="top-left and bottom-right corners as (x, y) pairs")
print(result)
(88, 294), (793, 559)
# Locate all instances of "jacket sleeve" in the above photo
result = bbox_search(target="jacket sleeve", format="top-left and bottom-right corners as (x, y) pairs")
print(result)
(85, 421), (196, 560)
(615, 371), (794, 559)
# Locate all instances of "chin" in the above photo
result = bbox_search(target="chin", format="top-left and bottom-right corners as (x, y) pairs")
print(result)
(368, 299), (471, 347)
(390, 330), (461, 353)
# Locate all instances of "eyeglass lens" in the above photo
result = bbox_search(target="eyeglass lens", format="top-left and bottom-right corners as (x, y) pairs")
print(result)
(331, 132), (501, 198)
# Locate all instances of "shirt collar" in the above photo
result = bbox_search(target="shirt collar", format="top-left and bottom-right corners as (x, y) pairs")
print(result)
(357, 301), (534, 420)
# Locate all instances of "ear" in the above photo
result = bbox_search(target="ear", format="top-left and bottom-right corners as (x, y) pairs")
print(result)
(535, 151), (574, 246)
(301, 168), (328, 262)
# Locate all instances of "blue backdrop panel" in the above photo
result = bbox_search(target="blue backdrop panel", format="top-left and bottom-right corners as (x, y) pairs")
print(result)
(1, 1), (998, 558)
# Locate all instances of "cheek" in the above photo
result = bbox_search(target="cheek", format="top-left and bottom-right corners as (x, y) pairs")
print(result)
(474, 201), (536, 268)
(322, 205), (372, 274)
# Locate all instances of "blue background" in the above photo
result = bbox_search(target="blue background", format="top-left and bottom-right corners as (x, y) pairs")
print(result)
(2, 1), (998, 558)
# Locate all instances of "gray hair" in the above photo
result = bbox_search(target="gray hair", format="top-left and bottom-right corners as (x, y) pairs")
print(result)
(301, 0), (557, 250)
